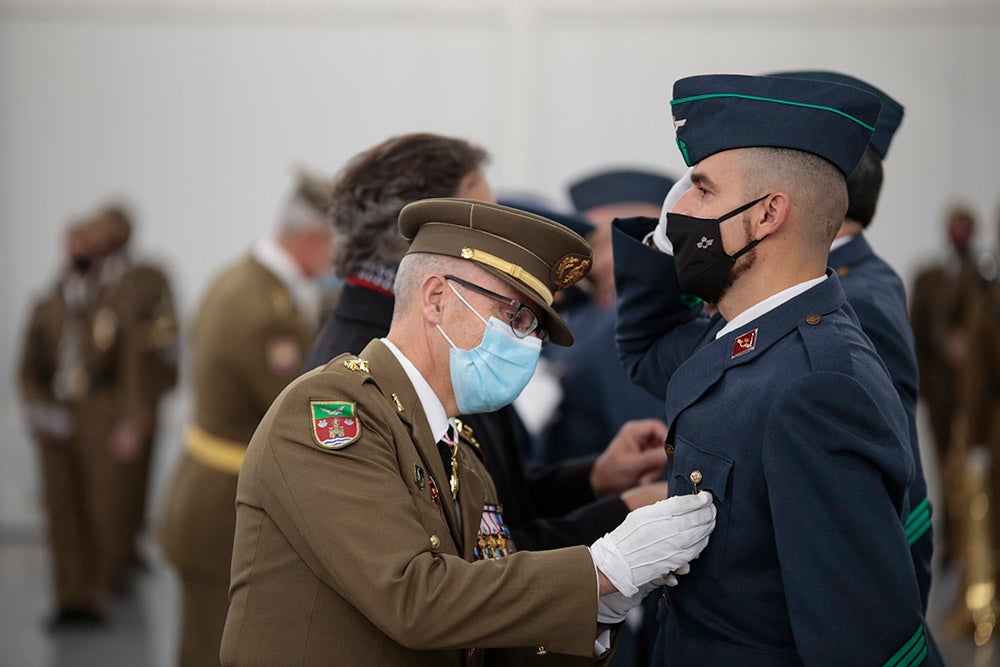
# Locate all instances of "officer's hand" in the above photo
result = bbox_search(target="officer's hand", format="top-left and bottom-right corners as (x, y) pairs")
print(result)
(29, 404), (73, 442)
(649, 166), (694, 254)
(590, 419), (669, 497)
(590, 492), (715, 597)
(109, 421), (142, 462)
(597, 564), (691, 624)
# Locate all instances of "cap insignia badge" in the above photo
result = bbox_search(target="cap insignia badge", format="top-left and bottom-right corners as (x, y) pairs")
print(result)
(553, 254), (591, 289)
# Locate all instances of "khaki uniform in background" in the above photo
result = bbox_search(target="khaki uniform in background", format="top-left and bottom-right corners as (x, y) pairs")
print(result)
(958, 283), (1000, 543)
(221, 341), (605, 666)
(159, 255), (313, 667)
(910, 256), (981, 559)
(100, 259), (179, 583)
(19, 277), (123, 615)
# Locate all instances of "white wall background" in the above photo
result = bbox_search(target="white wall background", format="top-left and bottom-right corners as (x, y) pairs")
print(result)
(2, 0), (999, 529)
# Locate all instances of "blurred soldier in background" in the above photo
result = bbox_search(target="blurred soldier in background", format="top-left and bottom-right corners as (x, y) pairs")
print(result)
(158, 171), (333, 667)
(954, 250), (1000, 644)
(911, 206), (980, 564)
(19, 221), (114, 628)
(89, 203), (179, 587)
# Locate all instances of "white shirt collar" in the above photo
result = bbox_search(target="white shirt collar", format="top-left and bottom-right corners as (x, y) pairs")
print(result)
(252, 237), (320, 328)
(716, 275), (827, 340)
(380, 338), (451, 443)
(829, 233), (856, 252)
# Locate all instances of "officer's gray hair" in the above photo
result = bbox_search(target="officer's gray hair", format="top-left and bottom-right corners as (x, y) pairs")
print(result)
(738, 147), (847, 247)
(277, 196), (329, 237)
(391, 252), (468, 327)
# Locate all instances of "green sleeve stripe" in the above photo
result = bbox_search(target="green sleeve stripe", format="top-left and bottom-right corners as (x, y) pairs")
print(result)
(895, 638), (927, 667)
(670, 93), (876, 132)
(883, 624), (925, 667)
(906, 514), (932, 547)
(904, 498), (930, 531)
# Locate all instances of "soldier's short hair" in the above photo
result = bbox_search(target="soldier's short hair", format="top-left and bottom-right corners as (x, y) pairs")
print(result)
(845, 145), (884, 229)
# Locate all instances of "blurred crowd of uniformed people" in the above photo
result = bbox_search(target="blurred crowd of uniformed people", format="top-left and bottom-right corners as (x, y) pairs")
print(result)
(15, 82), (1000, 665)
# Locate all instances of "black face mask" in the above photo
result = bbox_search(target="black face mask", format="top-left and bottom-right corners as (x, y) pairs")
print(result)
(71, 256), (94, 273)
(666, 194), (769, 303)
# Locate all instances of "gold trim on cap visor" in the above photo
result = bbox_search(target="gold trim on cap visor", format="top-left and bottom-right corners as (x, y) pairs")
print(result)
(460, 247), (553, 306)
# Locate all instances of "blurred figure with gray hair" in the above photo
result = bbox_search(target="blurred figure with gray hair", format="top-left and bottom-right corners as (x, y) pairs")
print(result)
(158, 170), (333, 667)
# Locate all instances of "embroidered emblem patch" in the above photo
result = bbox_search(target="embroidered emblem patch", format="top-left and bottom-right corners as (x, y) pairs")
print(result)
(311, 401), (360, 449)
(268, 337), (302, 376)
(474, 503), (512, 561)
(731, 328), (758, 359)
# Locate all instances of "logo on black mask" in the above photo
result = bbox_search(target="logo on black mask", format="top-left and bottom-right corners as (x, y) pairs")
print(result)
(666, 195), (768, 303)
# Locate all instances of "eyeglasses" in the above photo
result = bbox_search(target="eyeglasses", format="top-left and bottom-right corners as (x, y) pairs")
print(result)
(444, 274), (549, 346)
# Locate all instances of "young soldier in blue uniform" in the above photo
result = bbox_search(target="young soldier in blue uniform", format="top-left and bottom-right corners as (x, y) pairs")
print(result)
(770, 73), (936, 627)
(606, 74), (934, 665)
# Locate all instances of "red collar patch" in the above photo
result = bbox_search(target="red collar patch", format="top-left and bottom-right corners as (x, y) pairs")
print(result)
(731, 328), (758, 359)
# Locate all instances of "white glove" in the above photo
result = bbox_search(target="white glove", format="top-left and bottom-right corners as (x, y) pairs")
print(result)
(649, 166), (694, 255)
(590, 492), (715, 597)
(596, 564), (691, 624)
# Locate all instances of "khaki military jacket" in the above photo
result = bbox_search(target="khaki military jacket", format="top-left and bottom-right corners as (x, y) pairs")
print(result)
(101, 260), (179, 419)
(190, 255), (313, 444)
(221, 339), (606, 666)
(159, 255), (313, 576)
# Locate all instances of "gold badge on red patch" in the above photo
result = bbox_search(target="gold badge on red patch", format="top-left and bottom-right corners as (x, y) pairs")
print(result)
(731, 328), (758, 359)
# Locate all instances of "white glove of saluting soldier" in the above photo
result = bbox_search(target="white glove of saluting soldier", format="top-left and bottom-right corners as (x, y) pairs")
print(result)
(648, 165), (694, 254)
(590, 491), (715, 623)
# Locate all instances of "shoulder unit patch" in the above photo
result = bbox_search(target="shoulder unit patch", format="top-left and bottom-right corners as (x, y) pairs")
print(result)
(311, 400), (361, 450)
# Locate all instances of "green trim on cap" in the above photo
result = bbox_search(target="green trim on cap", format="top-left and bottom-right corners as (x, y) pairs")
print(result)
(671, 93), (876, 132)
(883, 624), (927, 667)
(678, 293), (703, 310)
(904, 497), (931, 547)
(675, 136), (692, 166)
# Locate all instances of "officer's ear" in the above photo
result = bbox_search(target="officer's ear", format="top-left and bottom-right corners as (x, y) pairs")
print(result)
(419, 274), (448, 325)
(753, 192), (791, 240)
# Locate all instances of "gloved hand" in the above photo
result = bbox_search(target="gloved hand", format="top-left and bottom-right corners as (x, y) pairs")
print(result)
(590, 492), (715, 597)
(596, 564), (691, 624)
(649, 166), (694, 254)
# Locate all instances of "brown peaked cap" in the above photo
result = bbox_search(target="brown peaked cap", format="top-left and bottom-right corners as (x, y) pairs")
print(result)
(399, 198), (593, 346)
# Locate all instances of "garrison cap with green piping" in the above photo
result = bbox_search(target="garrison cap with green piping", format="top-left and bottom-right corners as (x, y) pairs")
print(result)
(768, 70), (904, 160)
(398, 198), (593, 346)
(670, 73), (882, 176)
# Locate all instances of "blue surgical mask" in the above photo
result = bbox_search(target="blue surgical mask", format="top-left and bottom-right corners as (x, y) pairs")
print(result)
(437, 284), (542, 414)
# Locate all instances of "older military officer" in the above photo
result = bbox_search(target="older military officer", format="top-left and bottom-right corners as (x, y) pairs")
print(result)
(221, 199), (717, 666)
(613, 74), (931, 665)
(158, 171), (334, 667)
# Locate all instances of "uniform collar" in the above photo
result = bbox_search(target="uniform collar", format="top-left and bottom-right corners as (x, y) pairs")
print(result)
(829, 233), (856, 253)
(380, 338), (451, 443)
(716, 274), (827, 340)
(829, 232), (872, 268)
(253, 237), (320, 328)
